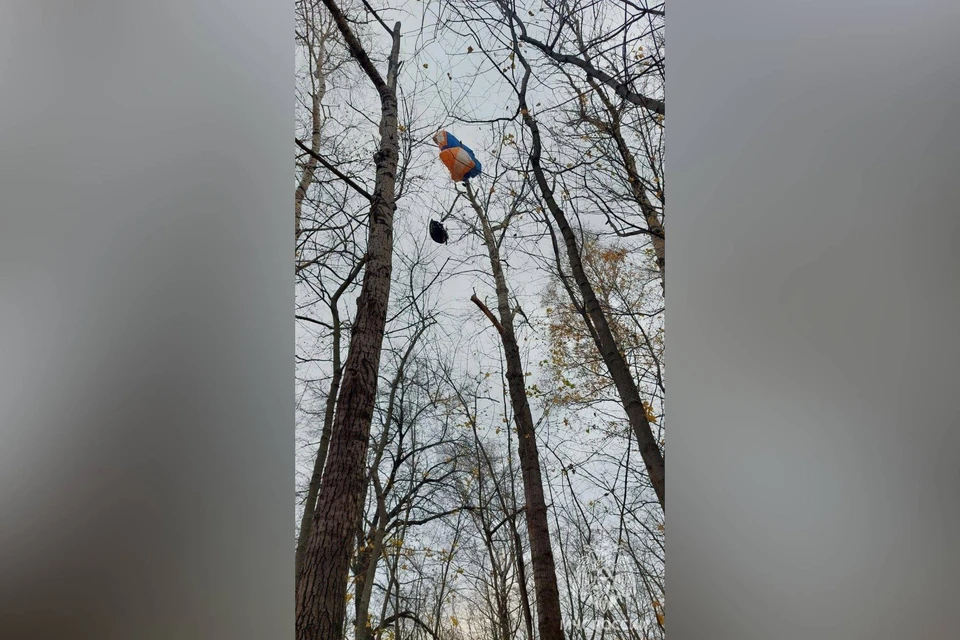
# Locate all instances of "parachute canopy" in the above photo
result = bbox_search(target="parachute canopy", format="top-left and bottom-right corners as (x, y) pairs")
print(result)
(434, 130), (482, 182)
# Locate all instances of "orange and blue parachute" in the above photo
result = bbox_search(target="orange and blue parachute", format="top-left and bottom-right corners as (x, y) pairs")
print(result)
(433, 130), (482, 182)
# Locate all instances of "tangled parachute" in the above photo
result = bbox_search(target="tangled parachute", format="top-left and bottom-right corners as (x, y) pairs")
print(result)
(433, 130), (482, 182)
(429, 130), (481, 244)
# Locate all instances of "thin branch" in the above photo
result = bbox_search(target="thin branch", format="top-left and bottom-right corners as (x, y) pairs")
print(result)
(518, 34), (664, 115)
(319, 0), (390, 96)
(295, 314), (333, 330)
(296, 138), (373, 201)
(360, 0), (393, 36)
(375, 611), (438, 638)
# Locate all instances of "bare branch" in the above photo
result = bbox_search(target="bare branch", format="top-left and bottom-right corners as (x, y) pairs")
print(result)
(318, 0), (390, 96)
(296, 138), (373, 201)
(519, 34), (664, 115)
(470, 293), (505, 337)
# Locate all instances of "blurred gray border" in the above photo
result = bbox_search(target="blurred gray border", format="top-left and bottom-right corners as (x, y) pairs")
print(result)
(669, 1), (960, 638)
(0, 1), (293, 638)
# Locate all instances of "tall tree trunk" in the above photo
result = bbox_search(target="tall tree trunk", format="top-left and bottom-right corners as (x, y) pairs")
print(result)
(295, 4), (402, 638)
(513, 49), (666, 509)
(294, 10), (339, 583)
(614, 131), (665, 290)
(466, 183), (566, 640)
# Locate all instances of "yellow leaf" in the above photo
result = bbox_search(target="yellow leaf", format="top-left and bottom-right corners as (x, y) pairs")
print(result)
(451, 616), (459, 627)
(643, 401), (658, 424)
(345, 593), (354, 602)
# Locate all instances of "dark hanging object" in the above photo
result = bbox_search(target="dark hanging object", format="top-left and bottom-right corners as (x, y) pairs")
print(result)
(429, 219), (449, 244)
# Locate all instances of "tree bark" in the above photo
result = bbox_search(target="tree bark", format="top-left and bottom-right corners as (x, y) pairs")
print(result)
(466, 182), (566, 640)
(354, 326), (424, 640)
(295, 4), (402, 638)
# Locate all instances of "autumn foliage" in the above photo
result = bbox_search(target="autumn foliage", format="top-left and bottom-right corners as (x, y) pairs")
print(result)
(543, 237), (664, 430)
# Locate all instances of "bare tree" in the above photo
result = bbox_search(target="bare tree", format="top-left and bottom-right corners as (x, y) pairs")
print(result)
(296, 0), (404, 637)
(443, 369), (530, 640)
(295, 0), (337, 247)
(296, 254), (367, 579)
(521, 78), (666, 509)
(294, 0), (369, 582)
(511, 0), (665, 117)
(459, 179), (565, 640)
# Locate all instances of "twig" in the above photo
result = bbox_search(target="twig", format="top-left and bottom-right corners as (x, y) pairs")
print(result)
(295, 138), (373, 201)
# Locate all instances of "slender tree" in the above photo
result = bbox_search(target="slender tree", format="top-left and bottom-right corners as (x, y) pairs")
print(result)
(295, 0), (403, 636)
(462, 180), (566, 640)
(509, 34), (665, 508)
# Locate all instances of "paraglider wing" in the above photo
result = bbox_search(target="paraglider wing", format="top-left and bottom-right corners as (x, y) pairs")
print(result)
(434, 129), (482, 183)
(439, 147), (477, 182)
(460, 143), (482, 179)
